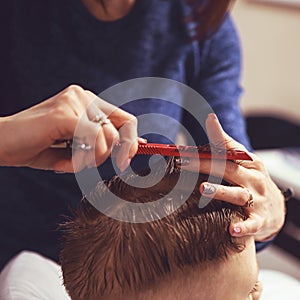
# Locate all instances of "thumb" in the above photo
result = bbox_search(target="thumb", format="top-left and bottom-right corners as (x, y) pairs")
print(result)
(206, 114), (247, 151)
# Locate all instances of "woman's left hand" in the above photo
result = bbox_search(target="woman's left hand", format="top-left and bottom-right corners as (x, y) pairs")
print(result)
(179, 113), (286, 242)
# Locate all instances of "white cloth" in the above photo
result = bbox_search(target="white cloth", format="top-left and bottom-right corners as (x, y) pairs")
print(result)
(0, 251), (70, 300)
(1, 251), (300, 299)
(259, 269), (300, 300)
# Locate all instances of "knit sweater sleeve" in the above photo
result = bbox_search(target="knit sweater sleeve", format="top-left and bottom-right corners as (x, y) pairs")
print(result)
(187, 15), (251, 151)
(187, 15), (273, 251)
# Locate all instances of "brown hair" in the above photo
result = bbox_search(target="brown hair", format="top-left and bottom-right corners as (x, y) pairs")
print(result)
(186, 0), (233, 40)
(60, 157), (246, 300)
(99, 0), (233, 40)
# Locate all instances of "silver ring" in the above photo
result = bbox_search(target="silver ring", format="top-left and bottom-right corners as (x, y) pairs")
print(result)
(93, 114), (106, 123)
(98, 118), (111, 126)
(74, 143), (92, 151)
(244, 190), (254, 208)
(93, 114), (111, 126)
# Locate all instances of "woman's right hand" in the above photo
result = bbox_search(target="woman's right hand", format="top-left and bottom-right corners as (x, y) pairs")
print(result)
(0, 85), (139, 173)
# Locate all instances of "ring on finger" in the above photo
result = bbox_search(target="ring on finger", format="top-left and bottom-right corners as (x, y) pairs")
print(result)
(93, 114), (106, 122)
(99, 118), (111, 126)
(74, 142), (92, 151)
(93, 114), (111, 126)
(244, 189), (254, 208)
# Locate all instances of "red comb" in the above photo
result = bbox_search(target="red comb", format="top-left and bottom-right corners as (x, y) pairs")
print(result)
(51, 140), (252, 161)
(136, 143), (252, 161)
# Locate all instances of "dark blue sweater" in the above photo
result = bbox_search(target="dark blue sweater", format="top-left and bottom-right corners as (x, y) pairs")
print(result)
(0, 0), (254, 269)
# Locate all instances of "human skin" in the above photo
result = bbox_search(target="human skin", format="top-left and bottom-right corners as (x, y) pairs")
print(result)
(60, 166), (262, 300)
(133, 237), (262, 300)
(0, 85), (139, 173)
(180, 114), (286, 242)
(202, 236), (263, 300)
(210, 237), (262, 300)
(81, 0), (135, 21)
(0, 0), (285, 244)
(80, 0), (286, 242)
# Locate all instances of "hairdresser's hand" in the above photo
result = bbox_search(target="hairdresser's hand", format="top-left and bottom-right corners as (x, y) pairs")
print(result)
(0, 85), (139, 173)
(179, 113), (285, 242)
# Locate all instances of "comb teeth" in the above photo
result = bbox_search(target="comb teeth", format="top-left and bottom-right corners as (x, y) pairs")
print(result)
(137, 145), (162, 155)
(136, 144), (252, 161)
(50, 140), (252, 161)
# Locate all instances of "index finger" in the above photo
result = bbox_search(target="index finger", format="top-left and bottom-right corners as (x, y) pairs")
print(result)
(116, 117), (139, 172)
(88, 94), (139, 171)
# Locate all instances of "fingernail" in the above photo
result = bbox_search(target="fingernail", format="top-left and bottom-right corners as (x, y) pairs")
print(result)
(233, 226), (242, 234)
(139, 138), (148, 144)
(202, 183), (216, 195)
(120, 158), (131, 173)
(175, 157), (190, 167)
(208, 113), (218, 121)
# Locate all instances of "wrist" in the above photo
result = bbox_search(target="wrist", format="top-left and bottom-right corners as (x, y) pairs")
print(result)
(0, 116), (13, 166)
(256, 188), (294, 242)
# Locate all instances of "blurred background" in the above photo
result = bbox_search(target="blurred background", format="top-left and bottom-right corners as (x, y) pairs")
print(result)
(233, 0), (300, 121)
(232, 0), (300, 280)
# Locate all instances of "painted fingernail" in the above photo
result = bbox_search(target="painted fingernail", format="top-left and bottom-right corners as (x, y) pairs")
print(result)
(202, 183), (216, 195)
(175, 157), (190, 167)
(233, 226), (242, 234)
(120, 158), (131, 173)
(139, 138), (148, 144)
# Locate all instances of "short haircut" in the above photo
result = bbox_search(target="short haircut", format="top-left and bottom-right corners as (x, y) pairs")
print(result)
(60, 157), (247, 300)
